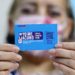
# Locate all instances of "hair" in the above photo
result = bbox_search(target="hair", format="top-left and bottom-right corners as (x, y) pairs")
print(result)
(67, 1), (75, 41)
(9, 0), (17, 17)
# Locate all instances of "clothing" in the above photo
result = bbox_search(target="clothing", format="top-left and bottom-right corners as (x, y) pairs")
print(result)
(10, 69), (64, 75)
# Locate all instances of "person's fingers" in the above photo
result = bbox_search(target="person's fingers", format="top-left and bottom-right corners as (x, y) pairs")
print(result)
(55, 42), (75, 50)
(49, 48), (75, 60)
(0, 62), (19, 71)
(0, 51), (22, 61)
(0, 71), (9, 75)
(0, 44), (20, 53)
(53, 62), (75, 75)
(53, 58), (75, 69)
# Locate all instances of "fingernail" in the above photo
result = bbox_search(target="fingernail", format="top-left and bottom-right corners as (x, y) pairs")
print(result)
(17, 55), (22, 61)
(55, 43), (62, 48)
(53, 62), (59, 67)
(13, 46), (20, 50)
(49, 49), (56, 53)
(48, 55), (55, 60)
(12, 63), (19, 71)
(14, 63), (19, 68)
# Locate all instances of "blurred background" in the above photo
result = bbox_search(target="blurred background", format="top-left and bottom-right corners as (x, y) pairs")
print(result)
(0, 0), (14, 43)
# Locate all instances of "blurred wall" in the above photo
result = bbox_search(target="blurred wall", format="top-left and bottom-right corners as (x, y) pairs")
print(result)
(0, 0), (14, 43)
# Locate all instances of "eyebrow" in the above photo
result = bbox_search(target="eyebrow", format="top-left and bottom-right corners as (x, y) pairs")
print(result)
(18, 2), (37, 8)
(27, 2), (38, 7)
(47, 4), (64, 12)
(19, 0), (37, 5)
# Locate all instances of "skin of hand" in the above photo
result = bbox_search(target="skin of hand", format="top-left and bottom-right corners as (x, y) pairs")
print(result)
(49, 42), (75, 75)
(0, 44), (22, 75)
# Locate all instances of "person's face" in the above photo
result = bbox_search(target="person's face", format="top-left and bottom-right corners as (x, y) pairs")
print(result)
(10, 0), (73, 63)
(12, 0), (70, 41)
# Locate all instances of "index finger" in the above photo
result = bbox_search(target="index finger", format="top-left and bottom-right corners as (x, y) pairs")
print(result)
(0, 44), (20, 53)
(55, 42), (75, 50)
(0, 71), (9, 75)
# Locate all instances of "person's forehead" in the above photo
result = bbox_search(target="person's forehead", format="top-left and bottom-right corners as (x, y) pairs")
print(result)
(16, 0), (66, 9)
(17, 0), (65, 3)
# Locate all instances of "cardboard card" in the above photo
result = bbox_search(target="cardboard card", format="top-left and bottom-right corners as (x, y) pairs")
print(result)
(14, 24), (58, 51)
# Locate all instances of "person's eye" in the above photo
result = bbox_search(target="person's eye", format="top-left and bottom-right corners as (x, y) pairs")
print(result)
(48, 11), (61, 18)
(21, 8), (37, 15)
(47, 5), (61, 18)
(21, 3), (38, 15)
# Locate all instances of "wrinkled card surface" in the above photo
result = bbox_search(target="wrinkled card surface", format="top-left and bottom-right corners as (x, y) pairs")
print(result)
(14, 24), (58, 51)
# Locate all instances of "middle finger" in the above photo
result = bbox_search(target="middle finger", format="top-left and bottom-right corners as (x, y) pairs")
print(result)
(53, 58), (75, 69)
(49, 48), (75, 60)
(0, 51), (22, 62)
